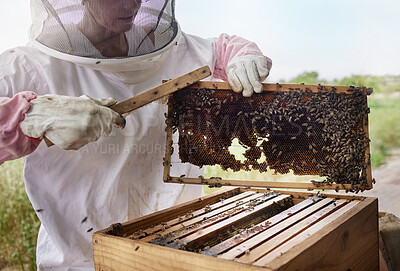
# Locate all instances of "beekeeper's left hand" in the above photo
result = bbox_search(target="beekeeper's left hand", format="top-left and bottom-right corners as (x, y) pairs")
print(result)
(227, 55), (270, 97)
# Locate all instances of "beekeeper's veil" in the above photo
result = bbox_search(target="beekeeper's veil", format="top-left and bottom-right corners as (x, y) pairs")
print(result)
(29, 0), (180, 80)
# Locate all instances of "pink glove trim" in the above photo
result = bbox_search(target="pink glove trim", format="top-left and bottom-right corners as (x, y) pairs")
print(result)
(0, 91), (41, 164)
(213, 33), (272, 81)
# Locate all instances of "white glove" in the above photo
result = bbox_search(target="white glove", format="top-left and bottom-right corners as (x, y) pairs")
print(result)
(20, 94), (125, 150)
(227, 55), (270, 97)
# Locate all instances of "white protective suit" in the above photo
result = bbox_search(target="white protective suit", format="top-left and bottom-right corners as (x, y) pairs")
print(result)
(0, 0), (271, 270)
(5, 33), (208, 270)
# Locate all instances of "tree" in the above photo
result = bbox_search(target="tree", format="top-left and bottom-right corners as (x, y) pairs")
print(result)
(288, 71), (326, 85)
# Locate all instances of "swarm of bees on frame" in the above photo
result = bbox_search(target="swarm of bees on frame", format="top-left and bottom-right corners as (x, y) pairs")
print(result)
(167, 85), (370, 192)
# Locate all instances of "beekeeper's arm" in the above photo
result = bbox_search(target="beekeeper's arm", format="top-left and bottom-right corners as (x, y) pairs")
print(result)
(0, 91), (125, 164)
(0, 92), (41, 164)
(212, 33), (272, 97)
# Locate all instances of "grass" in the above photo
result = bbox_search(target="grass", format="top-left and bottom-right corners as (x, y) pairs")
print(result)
(368, 96), (400, 167)
(0, 159), (40, 271)
(1, 95), (399, 270)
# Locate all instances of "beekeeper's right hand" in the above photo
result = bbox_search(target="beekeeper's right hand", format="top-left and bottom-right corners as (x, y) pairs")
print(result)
(20, 94), (125, 150)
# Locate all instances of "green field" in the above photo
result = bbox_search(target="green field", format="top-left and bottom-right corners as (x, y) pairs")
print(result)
(0, 159), (39, 271)
(368, 97), (400, 167)
(1, 74), (399, 270)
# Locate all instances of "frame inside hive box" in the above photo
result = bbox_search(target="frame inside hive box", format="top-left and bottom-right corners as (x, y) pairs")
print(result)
(93, 188), (379, 271)
(163, 81), (373, 192)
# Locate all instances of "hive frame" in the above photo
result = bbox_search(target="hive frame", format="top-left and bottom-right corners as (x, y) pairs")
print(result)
(162, 82), (372, 191)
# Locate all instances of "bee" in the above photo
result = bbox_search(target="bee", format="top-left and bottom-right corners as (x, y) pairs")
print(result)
(87, 228), (93, 233)
(204, 205), (212, 212)
(81, 216), (88, 224)
(36, 209), (44, 213)
(185, 210), (194, 218)
(198, 175), (205, 183)
(210, 177), (222, 180)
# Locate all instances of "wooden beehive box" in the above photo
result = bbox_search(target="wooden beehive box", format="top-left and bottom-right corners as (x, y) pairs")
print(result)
(93, 82), (378, 270)
(93, 188), (378, 270)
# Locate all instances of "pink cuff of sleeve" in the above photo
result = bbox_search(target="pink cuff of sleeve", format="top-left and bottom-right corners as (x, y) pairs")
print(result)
(213, 33), (272, 81)
(0, 91), (41, 164)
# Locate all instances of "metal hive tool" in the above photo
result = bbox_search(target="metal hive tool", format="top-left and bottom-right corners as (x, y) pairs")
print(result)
(163, 82), (372, 192)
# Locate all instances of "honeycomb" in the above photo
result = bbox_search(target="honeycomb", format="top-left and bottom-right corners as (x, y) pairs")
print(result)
(168, 85), (370, 190)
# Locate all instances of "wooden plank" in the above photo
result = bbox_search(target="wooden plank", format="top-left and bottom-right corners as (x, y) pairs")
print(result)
(110, 66), (211, 116)
(170, 194), (291, 251)
(203, 196), (322, 256)
(218, 198), (334, 260)
(363, 88), (373, 190)
(255, 197), (378, 270)
(254, 198), (378, 271)
(189, 81), (371, 95)
(268, 189), (366, 202)
(237, 188), (366, 202)
(95, 187), (238, 236)
(162, 96), (174, 182)
(139, 192), (279, 243)
(239, 199), (348, 264)
(93, 235), (269, 271)
(165, 177), (353, 190)
(131, 191), (256, 239)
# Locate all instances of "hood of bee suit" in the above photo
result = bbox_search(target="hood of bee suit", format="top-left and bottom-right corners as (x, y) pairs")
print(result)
(28, 0), (180, 83)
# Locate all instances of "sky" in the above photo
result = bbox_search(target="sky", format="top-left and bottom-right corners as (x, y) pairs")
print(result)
(0, 0), (399, 82)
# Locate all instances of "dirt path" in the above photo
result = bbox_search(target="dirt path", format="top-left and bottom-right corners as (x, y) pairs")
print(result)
(359, 149), (400, 218)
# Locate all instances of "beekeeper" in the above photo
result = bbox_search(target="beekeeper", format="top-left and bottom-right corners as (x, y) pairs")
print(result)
(0, 0), (272, 270)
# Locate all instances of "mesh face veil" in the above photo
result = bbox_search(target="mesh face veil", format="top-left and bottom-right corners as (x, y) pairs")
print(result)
(29, 0), (180, 74)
